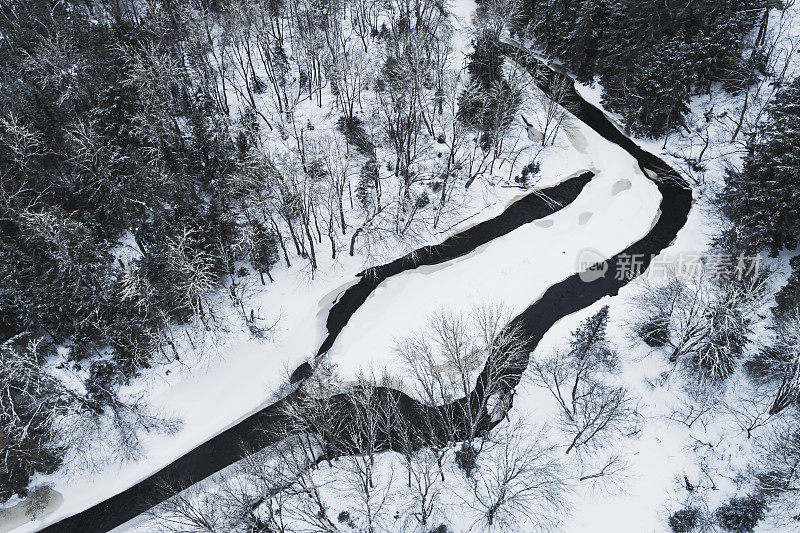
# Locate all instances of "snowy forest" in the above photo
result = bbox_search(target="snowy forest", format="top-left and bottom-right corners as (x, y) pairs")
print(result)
(2, 0), (800, 531)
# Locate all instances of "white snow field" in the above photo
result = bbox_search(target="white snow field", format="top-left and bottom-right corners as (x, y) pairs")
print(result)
(323, 108), (661, 390)
(7, 2), (595, 529)
(7, 27), (686, 533)
(11, 0), (800, 531)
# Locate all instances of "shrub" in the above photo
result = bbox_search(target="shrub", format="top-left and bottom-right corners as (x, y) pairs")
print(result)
(669, 506), (700, 533)
(515, 161), (541, 187)
(639, 316), (670, 347)
(337, 115), (375, 156)
(337, 510), (355, 527)
(25, 486), (52, 518)
(755, 470), (791, 497)
(714, 495), (766, 532)
(455, 442), (479, 477)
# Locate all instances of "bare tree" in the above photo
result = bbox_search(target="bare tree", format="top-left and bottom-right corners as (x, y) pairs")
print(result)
(267, 152), (325, 272)
(233, 440), (339, 532)
(1, 335), (81, 500)
(577, 453), (628, 491)
(222, 1), (274, 129)
(281, 359), (345, 468)
(180, 3), (231, 115)
(148, 424), (339, 532)
(630, 267), (766, 383)
(336, 374), (397, 533)
(289, 0), (328, 106)
(323, 12), (367, 123)
(350, 0), (381, 52)
(432, 71), (469, 227)
(663, 386), (719, 431)
(374, 0), (453, 212)
(375, 66), (422, 207)
(531, 68), (572, 147)
(754, 420), (800, 527)
(251, 0), (294, 118)
(396, 303), (528, 447)
(164, 228), (218, 327)
(722, 384), (777, 439)
(403, 447), (443, 531)
(465, 423), (568, 531)
(529, 306), (638, 456)
(747, 311), (800, 415)
(723, 0), (800, 144)
(147, 480), (223, 532)
(318, 134), (352, 235)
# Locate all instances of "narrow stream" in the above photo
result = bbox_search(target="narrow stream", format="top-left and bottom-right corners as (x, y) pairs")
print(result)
(39, 43), (692, 533)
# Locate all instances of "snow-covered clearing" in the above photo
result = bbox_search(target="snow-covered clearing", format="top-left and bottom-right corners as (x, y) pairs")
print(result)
(10, 1), (800, 532)
(324, 102), (660, 391)
(8, 0), (586, 529)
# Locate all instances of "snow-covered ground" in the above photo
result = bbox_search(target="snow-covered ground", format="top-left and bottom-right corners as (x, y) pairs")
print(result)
(324, 94), (660, 392)
(11, 138), (545, 531)
(8, 1), (800, 532)
(7, 1), (569, 530)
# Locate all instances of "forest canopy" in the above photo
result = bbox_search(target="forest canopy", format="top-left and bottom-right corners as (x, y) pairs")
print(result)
(0, 0), (474, 501)
(519, 0), (774, 136)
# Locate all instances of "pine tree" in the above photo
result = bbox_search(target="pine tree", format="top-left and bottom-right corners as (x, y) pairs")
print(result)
(714, 495), (766, 533)
(521, 0), (764, 136)
(569, 305), (615, 367)
(457, 30), (505, 129)
(722, 76), (800, 257)
(722, 76), (800, 314)
(249, 222), (279, 284)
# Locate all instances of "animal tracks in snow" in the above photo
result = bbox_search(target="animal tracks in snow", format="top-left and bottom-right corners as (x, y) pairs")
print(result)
(612, 178), (632, 196)
(532, 178), (633, 230)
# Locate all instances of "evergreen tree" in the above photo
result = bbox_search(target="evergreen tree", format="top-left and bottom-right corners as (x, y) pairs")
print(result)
(522, 0), (765, 136)
(569, 305), (615, 367)
(722, 76), (800, 256)
(248, 222), (279, 284)
(722, 76), (800, 313)
(668, 506), (700, 533)
(0, 1), (256, 499)
(714, 495), (766, 532)
(457, 30), (505, 129)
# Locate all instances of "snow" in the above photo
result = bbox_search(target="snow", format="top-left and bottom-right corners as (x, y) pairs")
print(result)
(7, 35), (675, 533)
(324, 103), (661, 392)
(9, 1), (800, 532)
(7, 4), (557, 528)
